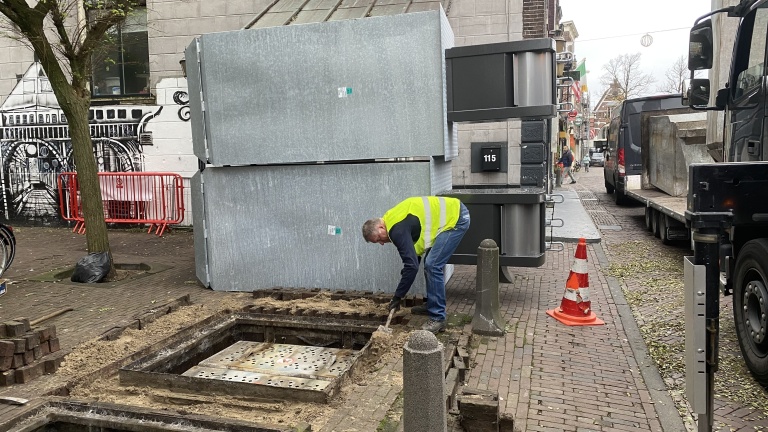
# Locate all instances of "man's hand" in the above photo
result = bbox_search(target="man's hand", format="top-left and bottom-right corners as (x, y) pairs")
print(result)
(388, 296), (402, 311)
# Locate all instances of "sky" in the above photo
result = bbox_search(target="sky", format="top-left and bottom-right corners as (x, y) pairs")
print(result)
(560, 0), (712, 105)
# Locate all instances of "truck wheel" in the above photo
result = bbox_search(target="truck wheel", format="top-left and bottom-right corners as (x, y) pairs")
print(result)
(650, 209), (660, 238)
(614, 176), (629, 205)
(605, 180), (615, 194)
(734, 239), (768, 386)
(659, 215), (670, 244)
(614, 188), (629, 205)
(644, 208), (653, 231)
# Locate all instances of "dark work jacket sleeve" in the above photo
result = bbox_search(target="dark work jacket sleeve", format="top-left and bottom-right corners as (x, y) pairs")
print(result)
(389, 221), (420, 298)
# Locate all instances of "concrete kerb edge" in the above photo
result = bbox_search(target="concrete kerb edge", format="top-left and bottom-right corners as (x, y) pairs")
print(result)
(592, 242), (686, 431)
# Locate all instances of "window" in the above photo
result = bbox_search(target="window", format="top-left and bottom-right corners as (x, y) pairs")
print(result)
(90, 6), (150, 97)
(732, 6), (768, 99)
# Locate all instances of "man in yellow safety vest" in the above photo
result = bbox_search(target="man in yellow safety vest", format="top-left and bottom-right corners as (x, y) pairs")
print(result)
(362, 196), (470, 334)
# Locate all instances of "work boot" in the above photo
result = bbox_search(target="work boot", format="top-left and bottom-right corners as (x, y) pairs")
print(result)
(411, 304), (428, 315)
(421, 319), (446, 334)
(570, 180), (576, 184)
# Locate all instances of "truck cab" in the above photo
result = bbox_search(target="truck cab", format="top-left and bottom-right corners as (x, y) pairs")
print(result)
(724, 2), (768, 162)
(688, 0), (768, 163)
(686, 0), (768, 387)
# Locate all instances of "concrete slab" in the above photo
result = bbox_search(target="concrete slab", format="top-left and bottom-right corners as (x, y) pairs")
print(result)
(549, 190), (601, 243)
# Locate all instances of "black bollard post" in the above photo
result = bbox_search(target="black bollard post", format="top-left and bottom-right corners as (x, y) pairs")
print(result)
(471, 239), (505, 336)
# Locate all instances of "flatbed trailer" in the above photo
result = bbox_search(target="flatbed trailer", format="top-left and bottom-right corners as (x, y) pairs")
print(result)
(625, 187), (689, 244)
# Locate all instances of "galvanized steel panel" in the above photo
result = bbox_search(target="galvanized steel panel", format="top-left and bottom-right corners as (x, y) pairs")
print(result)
(440, 12), (457, 160)
(185, 39), (207, 163)
(191, 171), (210, 286)
(430, 156), (452, 195)
(195, 162), (449, 293)
(193, 10), (452, 165)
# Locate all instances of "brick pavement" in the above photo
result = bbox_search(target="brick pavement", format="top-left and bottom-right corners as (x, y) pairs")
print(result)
(452, 242), (675, 431)
(576, 168), (768, 432)
(0, 172), (748, 431)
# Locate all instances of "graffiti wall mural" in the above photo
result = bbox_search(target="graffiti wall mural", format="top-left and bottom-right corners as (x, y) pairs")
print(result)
(0, 63), (161, 223)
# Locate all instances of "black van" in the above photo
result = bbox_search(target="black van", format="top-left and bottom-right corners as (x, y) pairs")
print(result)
(603, 94), (687, 204)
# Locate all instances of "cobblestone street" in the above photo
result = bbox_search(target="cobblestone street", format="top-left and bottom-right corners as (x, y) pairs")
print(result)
(571, 166), (768, 431)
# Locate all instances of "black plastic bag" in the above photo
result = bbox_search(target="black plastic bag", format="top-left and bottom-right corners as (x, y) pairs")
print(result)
(70, 252), (111, 283)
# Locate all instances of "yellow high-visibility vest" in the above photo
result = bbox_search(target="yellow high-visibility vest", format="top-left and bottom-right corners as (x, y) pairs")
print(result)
(382, 196), (460, 256)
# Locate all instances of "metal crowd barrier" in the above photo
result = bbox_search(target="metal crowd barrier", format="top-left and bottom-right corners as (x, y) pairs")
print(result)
(58, 172), (185, 236)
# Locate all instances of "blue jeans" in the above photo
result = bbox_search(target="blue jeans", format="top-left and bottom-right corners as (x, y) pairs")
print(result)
(423, 204), (470, 321)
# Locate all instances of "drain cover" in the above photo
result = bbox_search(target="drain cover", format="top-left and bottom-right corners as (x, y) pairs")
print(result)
(182, 341), (358, 390)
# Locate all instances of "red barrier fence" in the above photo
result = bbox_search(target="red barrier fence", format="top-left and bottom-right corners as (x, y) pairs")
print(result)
(58, 172), (185, 236)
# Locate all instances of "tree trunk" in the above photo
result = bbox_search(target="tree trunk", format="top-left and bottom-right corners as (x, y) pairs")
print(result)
(66, 96), (114, 272)
(0, 0), (120, 279)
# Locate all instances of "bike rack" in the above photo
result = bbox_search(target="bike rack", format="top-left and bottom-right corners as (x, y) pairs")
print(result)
(545, 194), (565, 252)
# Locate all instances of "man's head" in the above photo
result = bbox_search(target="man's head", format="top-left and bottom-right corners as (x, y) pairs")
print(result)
(362, 218), (390, 245)
(562, 145), (569, 152)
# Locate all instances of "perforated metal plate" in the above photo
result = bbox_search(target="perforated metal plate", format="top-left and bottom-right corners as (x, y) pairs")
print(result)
(182, 366), (332, 390)
(181, 341), (359, 390)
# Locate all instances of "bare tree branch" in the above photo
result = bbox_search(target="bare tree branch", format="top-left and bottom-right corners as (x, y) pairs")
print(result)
(49, 2), (75, 60)
(600, 52), (655, 102)
(657, 55), (704, 94)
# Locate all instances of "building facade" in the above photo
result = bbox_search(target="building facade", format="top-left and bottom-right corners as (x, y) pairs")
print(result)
(0, 0), (560, 225)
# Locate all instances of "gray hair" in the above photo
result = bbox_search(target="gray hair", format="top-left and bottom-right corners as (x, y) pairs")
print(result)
(362, 218), (382, 242)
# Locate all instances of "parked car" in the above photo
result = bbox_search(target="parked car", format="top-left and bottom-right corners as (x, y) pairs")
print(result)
(590, 152), (605, 167)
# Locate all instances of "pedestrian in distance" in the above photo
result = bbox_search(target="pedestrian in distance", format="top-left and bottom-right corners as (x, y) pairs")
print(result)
(362, 196), (470, 334)
(582, 153), (590, 173)
(559, 145), (576, 184)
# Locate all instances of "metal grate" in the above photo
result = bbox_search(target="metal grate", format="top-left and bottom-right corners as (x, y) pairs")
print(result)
(181, 341), (358, 390)
(581, 199), (602, 210)
(589, 210), (619, 226)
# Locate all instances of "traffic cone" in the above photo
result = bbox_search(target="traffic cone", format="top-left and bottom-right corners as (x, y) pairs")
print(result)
(546, 238), (604, 326)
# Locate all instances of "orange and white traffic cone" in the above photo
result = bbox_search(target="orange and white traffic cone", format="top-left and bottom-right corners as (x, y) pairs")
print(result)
(546, 238), (604, 326)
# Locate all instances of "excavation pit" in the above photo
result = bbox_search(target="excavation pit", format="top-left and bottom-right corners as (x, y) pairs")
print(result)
(119, 311), (380, 404)
(3, 400), (294, 432)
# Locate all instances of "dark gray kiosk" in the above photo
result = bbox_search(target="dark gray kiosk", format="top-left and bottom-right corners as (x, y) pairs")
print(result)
(443, 39), (557, 282)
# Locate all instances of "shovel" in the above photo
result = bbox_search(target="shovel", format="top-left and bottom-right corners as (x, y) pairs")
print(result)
(376, 308), (396, 336)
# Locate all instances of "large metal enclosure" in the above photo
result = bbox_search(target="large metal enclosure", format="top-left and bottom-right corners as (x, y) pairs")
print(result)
(192, 161), (452, 292)
(186, 10), (456, 166)
(188, 10), (457, 292)
(188, 6), (561, 292)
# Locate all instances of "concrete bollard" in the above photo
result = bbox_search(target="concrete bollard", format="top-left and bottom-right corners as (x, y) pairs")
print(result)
(403, 330), (446, 432)
(471, 239), (506, 336)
